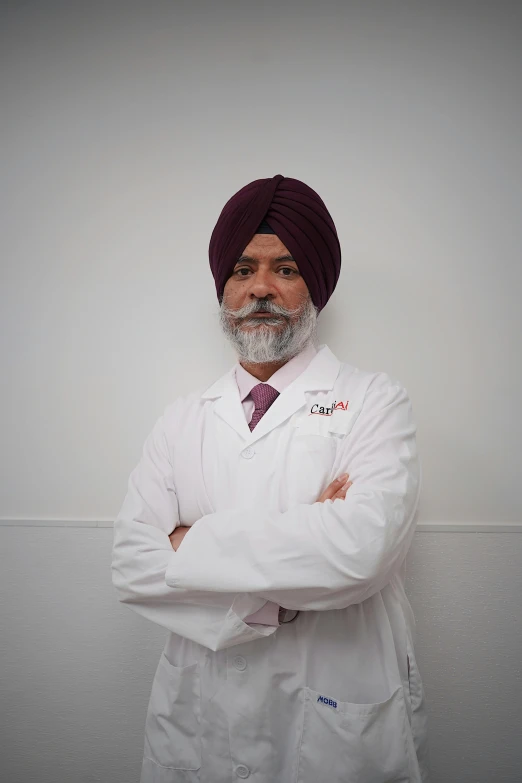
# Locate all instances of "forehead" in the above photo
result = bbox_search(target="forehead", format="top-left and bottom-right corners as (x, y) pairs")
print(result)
(240, 233), (292, 258)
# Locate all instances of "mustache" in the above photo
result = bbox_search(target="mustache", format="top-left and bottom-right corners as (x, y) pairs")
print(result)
(222, 299), (303, 319)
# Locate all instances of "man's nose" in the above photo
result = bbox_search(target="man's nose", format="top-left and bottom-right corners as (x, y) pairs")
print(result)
(247, 269), (278, 299)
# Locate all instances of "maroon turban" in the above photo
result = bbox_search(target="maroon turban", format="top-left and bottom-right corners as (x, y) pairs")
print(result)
(208, 174), (341, 313)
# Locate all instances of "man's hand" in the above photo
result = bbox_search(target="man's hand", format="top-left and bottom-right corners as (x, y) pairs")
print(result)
(317, 473), (352, 503)
(169, 525), (191, 551)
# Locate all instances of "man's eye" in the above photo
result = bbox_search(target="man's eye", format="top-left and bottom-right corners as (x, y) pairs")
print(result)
(233, 267), (297, 277)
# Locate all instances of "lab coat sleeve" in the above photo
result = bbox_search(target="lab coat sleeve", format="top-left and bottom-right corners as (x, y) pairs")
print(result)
(165, 375), (421, 611)
(111, 411), (277, 650)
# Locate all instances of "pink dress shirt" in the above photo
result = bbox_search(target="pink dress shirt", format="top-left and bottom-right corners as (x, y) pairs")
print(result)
(235, 340), (318, 626)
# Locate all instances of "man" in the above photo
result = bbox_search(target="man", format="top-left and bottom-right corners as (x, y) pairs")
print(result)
(111, 174), (431, 783)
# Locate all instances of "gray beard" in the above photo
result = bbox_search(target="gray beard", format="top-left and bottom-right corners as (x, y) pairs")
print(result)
(219, 294), (319, 364)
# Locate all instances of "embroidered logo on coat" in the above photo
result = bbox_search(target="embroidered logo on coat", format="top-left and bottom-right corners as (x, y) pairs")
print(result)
(317, 695), (338, 709)
(310, 400), (349, 416)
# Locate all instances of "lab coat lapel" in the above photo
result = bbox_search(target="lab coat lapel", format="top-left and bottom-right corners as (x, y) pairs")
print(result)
(201, 345), (342, 446)
(203, 368), (253, 442)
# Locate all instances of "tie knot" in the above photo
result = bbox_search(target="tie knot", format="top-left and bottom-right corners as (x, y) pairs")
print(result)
(250, 383), (279, 412)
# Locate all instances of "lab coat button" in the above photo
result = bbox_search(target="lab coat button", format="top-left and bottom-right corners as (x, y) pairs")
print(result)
(241, 447), (255, 459)
(233, 655), (247, 671)
(235, 765), (250, 778)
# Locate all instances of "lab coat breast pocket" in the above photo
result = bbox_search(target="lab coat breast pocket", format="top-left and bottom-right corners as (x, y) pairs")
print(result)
(289, 429), (338, 502)
(142, 653), (201, 779)
(296, 685), (413, 783)
(288, 410), (360, 502)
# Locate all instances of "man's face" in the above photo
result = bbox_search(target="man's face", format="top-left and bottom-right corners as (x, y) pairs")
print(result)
(219, 234), (318, 364)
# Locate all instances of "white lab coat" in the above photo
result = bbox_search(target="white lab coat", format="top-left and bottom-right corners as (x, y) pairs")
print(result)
(111, 344), (431, 783)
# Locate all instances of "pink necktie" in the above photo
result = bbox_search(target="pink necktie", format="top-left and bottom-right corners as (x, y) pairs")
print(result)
(248, 383), (280, 431)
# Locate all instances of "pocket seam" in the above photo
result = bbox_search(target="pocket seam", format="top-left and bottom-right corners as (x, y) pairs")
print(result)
(303, 683), (403, 716)
(159, 653), (198, 673)
(143, 754), (198, 772)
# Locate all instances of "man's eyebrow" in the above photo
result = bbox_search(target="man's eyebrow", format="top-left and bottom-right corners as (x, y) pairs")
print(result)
(235, 254), (297, 264)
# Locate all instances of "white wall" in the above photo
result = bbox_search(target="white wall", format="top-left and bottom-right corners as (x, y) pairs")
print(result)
(1, 2), (521, 781)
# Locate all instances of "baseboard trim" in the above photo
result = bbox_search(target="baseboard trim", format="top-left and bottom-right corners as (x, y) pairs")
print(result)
(0, 519), (521, 532)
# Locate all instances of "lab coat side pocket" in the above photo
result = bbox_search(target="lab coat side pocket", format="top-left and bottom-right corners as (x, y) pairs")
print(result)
(296, 685), (414, 783)
(405, 635), (431, 779)
(142, 653), (201, 775)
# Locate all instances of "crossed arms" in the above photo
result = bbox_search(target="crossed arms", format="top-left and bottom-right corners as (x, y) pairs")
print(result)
(111, 374), (421, 652)
(168, 473), (351, 551)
